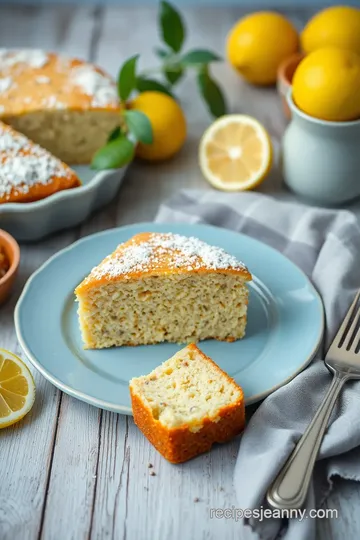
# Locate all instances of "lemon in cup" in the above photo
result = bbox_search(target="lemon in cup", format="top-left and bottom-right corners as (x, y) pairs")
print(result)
(301, 6), (360, 56)
(292, 47), (360, 122)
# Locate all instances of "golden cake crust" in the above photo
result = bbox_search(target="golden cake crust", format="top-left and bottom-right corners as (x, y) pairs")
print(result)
(75, 232), (252, 294)
(0, 121), (80, 204)
(0, 49), (120, 116)
(130, 344), (245, 463)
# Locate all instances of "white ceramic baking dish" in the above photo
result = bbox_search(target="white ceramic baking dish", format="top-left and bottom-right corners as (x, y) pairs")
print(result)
(0, 165), (128, 241)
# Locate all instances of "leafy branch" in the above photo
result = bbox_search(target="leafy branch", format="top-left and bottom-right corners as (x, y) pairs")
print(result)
(92, 1), (227, 170)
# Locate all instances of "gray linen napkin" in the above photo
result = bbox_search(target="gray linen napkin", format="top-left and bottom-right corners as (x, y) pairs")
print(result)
(155, 189), (360, 540)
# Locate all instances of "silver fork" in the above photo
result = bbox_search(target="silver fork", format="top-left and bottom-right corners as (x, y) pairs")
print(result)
(267, 290), (360, 510)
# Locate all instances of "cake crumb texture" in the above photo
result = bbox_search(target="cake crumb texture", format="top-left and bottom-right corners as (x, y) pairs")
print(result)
(0, 49), (121, 163)
(130, 344), (245, 463)
(75, 232), (251, 348)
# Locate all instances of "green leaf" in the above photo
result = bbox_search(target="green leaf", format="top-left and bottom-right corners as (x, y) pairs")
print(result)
(91, 136), (135, 170)
(154, 46), (171, 59)
(197, 67), (227, 118)
(181, 49), (221, 66)
(159, 1), (185, 53)
(124, 110), (153, 144)
(117, 54), (139, 102)
(107, 126), (122, 142)
(136, 76), (173, 97)
(164, 64), (183, 86)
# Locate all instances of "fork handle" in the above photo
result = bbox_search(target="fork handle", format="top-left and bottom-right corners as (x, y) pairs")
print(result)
(267, 371), (348, 510)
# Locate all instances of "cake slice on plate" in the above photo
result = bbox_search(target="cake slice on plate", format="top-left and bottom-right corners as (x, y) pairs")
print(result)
(0, 121), (80, 204)
(130, 344), (245, 463)
(0, 49), (120, 164)
(75, 232), (251, 349)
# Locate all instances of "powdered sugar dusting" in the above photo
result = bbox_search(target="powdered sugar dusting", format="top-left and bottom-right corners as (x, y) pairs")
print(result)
(87, 233), (248, 282)
(0, 129), (28, 152)
(1, 155), (66, 196)
(0, 49), (119, 113)
(36, 75), (50, 84)
(41, 95), (65, 109)
(0, 77), (12, 93)
(71, 65), (118, 107)
(0, 123), (73, 200)
(0, 49), (48, 69)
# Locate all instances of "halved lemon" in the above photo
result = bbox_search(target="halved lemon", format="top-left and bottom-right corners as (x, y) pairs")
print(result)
(0, 348), (35, 429)
(199, 115), (272, 191)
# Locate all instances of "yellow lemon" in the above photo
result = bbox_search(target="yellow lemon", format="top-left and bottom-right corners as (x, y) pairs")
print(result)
(0, 348), (35, 429)
(292, 47), (360, 122)
(226, 12), (299, 86)
(129, 91), (186, 161)
(199, 115), (272, 191)
(301, 6), (360, 56)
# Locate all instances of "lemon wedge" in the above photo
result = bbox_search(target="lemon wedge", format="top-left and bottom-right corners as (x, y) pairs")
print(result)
(199, 115), (272, 191)
(0, 348), (35, 429)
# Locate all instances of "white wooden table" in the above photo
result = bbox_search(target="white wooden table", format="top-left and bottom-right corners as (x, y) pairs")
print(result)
(0, 5), (359, 539)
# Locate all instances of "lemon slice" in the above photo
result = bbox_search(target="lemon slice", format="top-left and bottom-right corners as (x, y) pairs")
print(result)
(0, 348), (35, 429)
(199, 115), (272, 191)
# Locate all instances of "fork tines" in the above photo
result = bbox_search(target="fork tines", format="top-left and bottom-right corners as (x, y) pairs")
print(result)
(334, 290), (360, 353)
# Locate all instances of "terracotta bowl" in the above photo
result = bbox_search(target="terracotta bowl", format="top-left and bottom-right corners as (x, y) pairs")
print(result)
(277, 52), (305, 119)
(0, 229), (20, 305)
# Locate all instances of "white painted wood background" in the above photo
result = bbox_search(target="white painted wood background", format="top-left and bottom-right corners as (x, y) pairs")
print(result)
(0, 4), (358, 540)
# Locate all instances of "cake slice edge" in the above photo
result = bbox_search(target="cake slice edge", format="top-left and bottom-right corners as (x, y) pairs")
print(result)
(130, 344), (245, 463)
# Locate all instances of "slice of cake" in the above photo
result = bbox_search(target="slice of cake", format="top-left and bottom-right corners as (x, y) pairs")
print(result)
(75, 232), (251, 349)
(130, 344), (245, 463)
(0, 121), (81, 204)
(0, 49), (120, 164)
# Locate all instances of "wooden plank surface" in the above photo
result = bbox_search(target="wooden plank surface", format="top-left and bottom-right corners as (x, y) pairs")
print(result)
(0, 5), (358, 540)
(0, 6), (98, 540)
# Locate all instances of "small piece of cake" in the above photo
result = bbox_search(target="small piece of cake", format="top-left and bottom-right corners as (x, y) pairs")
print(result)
(75, 232), (252, 349)
(0, 49), (120, 164)
(130, 344), (245, 463)
(0, 121), (81, 204)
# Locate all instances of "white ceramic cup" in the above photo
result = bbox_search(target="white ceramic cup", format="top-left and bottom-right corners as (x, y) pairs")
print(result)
(282, 92), (360, 205)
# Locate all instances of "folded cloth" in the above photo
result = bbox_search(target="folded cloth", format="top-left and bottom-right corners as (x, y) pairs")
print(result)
(155, 189), (360, 540)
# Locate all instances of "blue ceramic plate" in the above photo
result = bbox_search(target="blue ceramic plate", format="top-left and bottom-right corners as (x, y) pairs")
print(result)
(15, 223), (324, 413)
